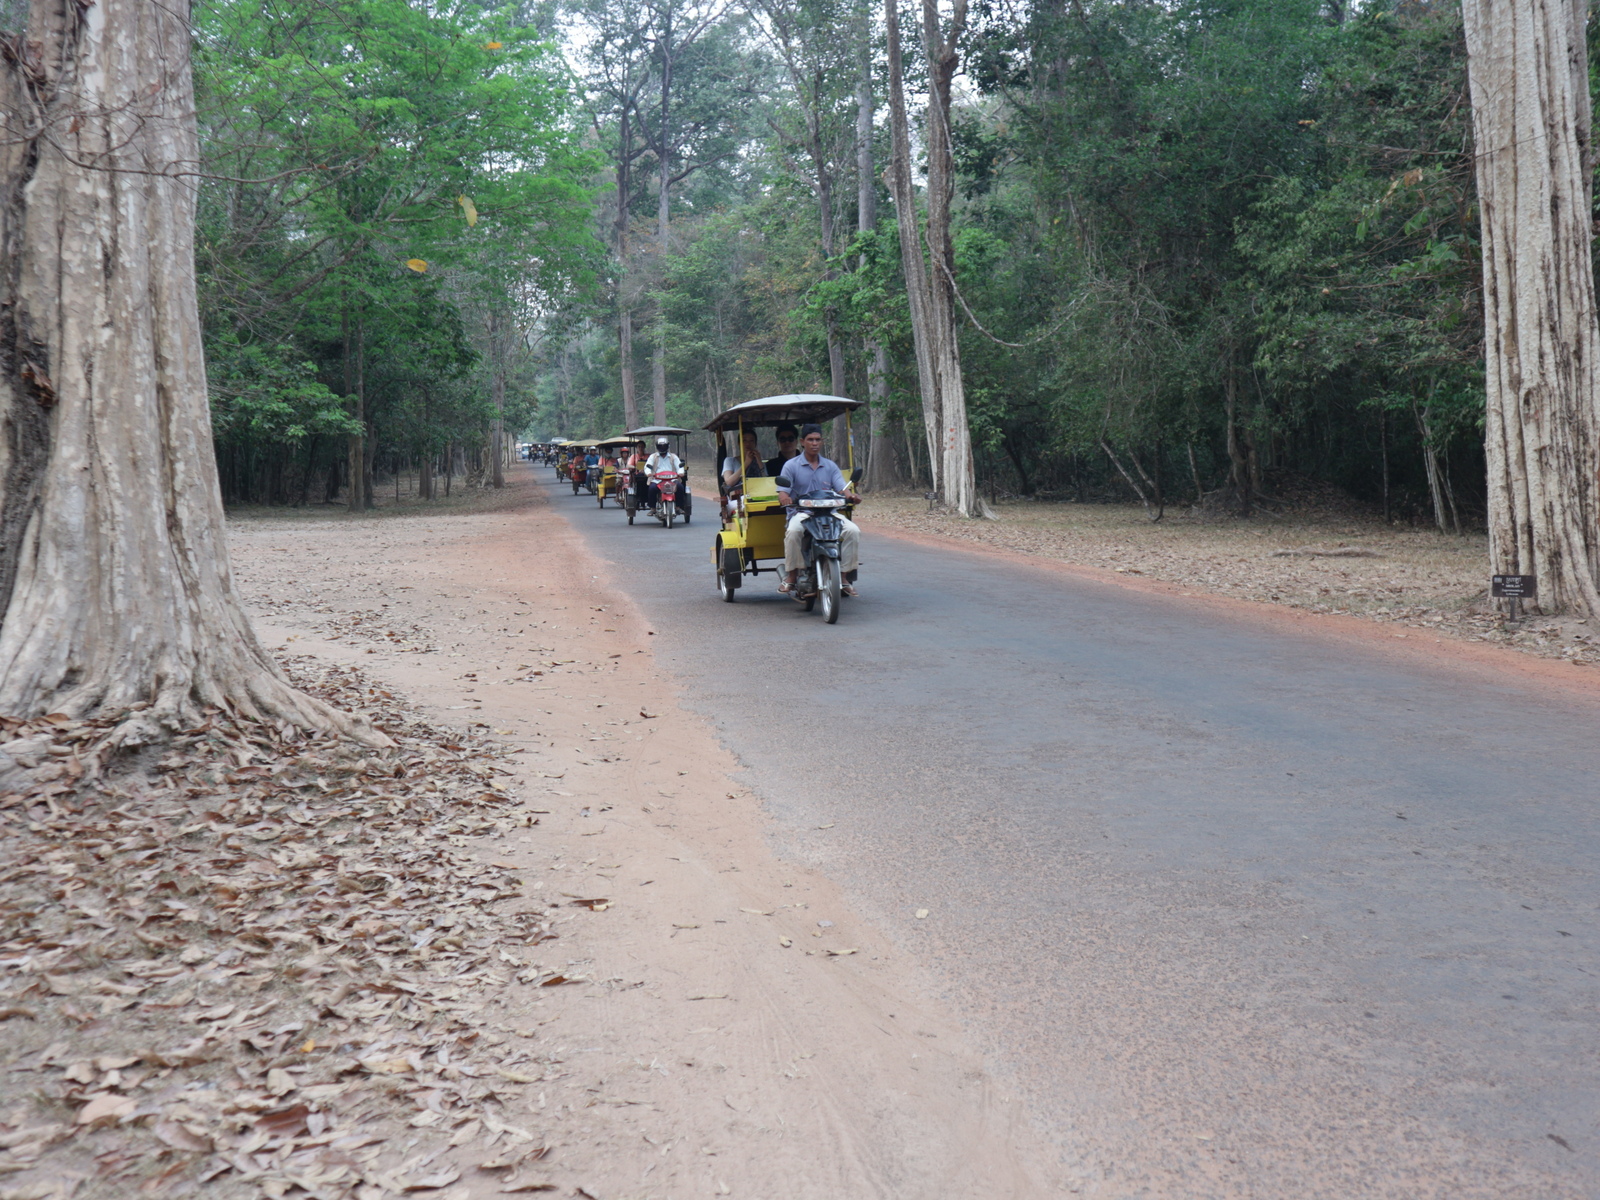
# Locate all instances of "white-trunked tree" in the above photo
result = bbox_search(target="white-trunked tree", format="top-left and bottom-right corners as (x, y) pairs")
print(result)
(0, 0), (379, 743)
(883, 0), (988, 518)
(1462, 0), (1600, 614)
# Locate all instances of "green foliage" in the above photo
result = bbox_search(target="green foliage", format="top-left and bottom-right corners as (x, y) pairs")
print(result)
(194, 0), (600, 502)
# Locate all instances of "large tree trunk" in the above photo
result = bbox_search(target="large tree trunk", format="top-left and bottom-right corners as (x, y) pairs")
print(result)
(1463, 0), (1600, 614)
(883, 0), (987, 516)
(615, 109), (641, 431)
(652, 28), (673, 428)
(0, 0), (380, 743)
(488, 311), (506, 489)
(856, 12), (896, 492)
(619, 307), (640, 429)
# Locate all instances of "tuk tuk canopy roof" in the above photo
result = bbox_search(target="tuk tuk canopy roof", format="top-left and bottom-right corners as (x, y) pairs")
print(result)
(595, 436), (643, 449)
(624, 425), (694, 438)
(704, 394), (862, 434)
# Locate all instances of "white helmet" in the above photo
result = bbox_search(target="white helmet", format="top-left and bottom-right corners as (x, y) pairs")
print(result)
(655, 437), (670, 451)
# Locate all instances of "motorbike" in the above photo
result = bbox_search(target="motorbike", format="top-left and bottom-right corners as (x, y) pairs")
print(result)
(650, 468), (683, 528)
(620, 462), (642, 524)
(776, 477), (851, 624)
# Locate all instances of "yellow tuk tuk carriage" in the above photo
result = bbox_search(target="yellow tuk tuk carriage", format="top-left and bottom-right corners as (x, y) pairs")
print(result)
(594, 436), (640, 508)
(706, 394), (862, 603)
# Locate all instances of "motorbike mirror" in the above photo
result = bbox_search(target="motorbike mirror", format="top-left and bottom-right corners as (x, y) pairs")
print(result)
(774, 475), (792, 489)
(850, 467), (863, 483)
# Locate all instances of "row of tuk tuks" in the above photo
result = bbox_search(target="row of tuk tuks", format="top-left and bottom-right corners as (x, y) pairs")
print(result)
(550, 425), (694, 526)
(546, 394), (864, 623)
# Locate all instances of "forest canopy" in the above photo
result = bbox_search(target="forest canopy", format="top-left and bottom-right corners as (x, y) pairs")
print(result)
(202, 0), (1507, 529)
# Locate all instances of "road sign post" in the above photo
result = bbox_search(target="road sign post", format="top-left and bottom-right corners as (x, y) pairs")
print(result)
(1491, 574), (1536, 622)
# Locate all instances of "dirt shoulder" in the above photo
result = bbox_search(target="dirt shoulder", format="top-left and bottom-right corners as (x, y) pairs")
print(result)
(858, 491), (1600, 670)
(225, 476), (1061, 1198)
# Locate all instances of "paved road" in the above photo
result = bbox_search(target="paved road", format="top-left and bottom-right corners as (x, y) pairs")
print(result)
(538, 468), (1599, 1199)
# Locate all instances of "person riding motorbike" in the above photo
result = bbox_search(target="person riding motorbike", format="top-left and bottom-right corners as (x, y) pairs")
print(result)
(777, 424), (860, 596)
(643, 437), (690, 518)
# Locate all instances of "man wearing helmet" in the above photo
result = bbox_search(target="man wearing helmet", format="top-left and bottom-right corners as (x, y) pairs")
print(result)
(642, 436), (691, 521)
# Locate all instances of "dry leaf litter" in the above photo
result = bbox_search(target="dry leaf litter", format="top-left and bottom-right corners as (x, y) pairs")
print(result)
(0, 659), (572, 1199)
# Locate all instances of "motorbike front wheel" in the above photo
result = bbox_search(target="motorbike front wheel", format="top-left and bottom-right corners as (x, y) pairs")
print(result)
(666, 508), (675, 529)
(571, 479), (580, 494)
(818, 557), (841, 624)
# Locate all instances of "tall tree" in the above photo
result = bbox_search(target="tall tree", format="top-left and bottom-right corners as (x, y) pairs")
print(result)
(640, 0), (752, 423)
(855, 0), (895, 489)
(0, 0), (374, 740)
(759, 0), (854, 420)
(576, 0), (656, 430)
(884, 0), (985, 515)
(1461, 0), (1600, 614)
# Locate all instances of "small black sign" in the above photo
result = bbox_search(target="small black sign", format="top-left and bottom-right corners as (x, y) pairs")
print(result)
(1491, 574), (1537, 598)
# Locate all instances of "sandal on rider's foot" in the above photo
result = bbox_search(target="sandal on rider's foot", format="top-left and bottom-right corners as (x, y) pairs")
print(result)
(777, 579), (795, 594)
(842, 583), (858, 597)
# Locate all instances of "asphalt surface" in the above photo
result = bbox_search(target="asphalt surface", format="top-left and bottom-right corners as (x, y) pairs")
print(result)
(537, 467), (1599, 1199)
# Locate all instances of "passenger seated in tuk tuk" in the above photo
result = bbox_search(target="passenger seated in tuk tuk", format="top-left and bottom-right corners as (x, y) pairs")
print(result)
(765, 425), (800, 476)
(721, 429), (764, 491)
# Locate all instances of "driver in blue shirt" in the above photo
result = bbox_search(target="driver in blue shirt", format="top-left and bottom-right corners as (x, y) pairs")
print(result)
(776, 423), (861, 596)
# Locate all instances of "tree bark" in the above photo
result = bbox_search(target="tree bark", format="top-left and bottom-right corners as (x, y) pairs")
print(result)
(488, 310), (506, 489)
(615, 106), (641, 431)
(1463, 0), (1600, 614)
(857, 16), (896, 489)
(883, 0), (987, 516)
(652, 10), (674, 428)
(856, 11), (896, 492)
(0, 0), (380, 742)
(347, 314), (366, 512)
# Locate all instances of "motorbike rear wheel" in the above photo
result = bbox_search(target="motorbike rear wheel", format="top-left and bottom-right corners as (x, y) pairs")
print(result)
(818, 557), (841, 624)
(571, 479), (580, 494)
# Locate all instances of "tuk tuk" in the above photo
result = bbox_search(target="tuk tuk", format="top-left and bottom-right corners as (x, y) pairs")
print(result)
(594, 437), (641, 509)
(705, 394), (862, 605)
(624, 426), (695, 527)
(569, 444), (598, 494)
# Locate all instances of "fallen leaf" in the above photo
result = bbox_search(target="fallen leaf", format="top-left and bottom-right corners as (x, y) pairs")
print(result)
(826, 948), (858, 957)
(739, 908), (773, 916)
(255, 1105), (311, 1137)
(76, 1093), (135, 1125)
(153, 1119), (213, 1153)
(265, 1068), (295, 1096)
(687, 994), (729, 1001)
(495, 1067), (541, 1083)
(915, 909), (929, 919)
(404, 1168), (462, 1191)
(778, 937), (792, 948)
